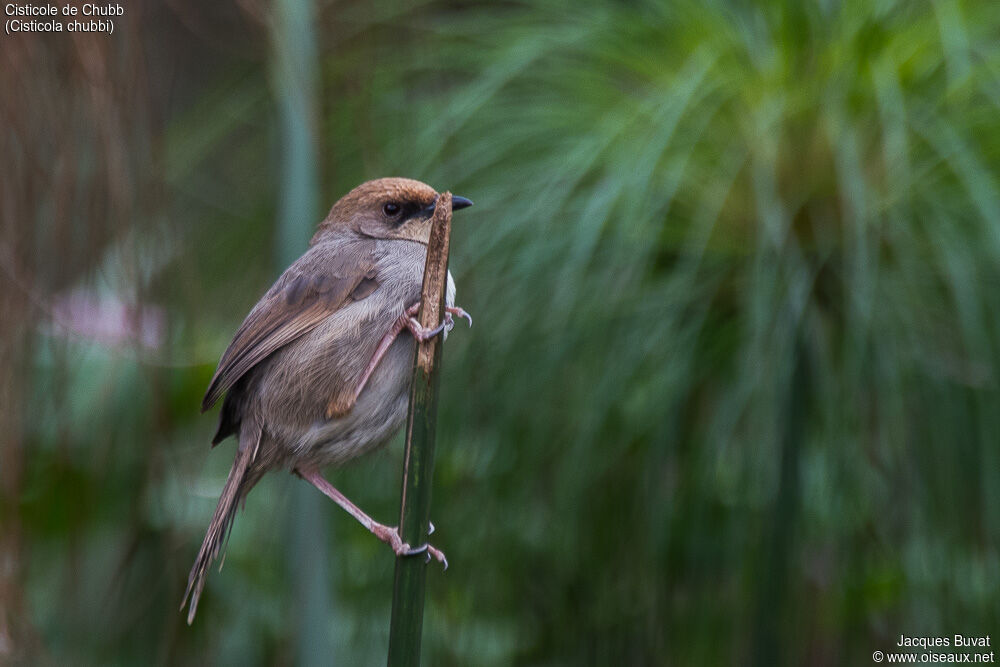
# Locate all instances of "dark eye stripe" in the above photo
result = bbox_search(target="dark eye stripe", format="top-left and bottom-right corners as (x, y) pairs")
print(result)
(383, 201), (429, 225)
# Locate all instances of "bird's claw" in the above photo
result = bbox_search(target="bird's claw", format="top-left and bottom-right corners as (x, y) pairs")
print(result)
(401, 542), (429, 558)
(407, 318), (447, 341)
(405, 303), (472, 339)
(375, 524), (448, 570)
(415, 542), (448, 570)
(399, 540), (448, 569)
(446, 306), (473, 328)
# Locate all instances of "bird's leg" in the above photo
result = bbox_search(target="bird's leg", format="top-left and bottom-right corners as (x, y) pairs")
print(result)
(295, 467), (448, 568)
(346, 307), (412, 409)
(348, 302), (472, 409)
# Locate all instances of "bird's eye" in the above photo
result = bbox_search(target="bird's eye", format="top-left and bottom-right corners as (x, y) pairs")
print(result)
(383, 202), (401, 217)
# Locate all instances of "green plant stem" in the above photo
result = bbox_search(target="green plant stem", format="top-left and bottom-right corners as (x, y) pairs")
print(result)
(386, 193), (454, 667)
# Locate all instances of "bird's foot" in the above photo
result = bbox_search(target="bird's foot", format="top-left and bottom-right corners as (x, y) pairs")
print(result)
(446, 306), (473, 328)
(406, 317), (448, 341)
(372, 522), (449, 570)
(404, 303), (472, 341)
(402, 302), (444, 341)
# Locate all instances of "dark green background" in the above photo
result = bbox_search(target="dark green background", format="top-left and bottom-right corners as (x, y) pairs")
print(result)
(3, 0), (999, 664)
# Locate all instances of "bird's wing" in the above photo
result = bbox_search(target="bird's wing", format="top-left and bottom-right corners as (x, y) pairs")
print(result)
(201, 238), (378, 412)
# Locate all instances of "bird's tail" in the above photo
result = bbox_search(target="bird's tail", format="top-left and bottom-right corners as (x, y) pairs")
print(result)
(181, 427), (261, 624)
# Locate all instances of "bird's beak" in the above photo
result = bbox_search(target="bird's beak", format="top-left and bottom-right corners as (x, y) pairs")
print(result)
(422, 195), (474, 217)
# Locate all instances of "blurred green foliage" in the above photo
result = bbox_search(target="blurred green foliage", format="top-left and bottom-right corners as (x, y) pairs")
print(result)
(4, 0), (1000, 665)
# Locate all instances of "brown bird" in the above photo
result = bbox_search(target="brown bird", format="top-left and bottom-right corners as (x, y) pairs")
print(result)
(181, 178), (473, 624)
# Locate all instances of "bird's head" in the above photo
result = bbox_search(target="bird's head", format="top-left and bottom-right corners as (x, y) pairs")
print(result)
(312, 177), (472, 245)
